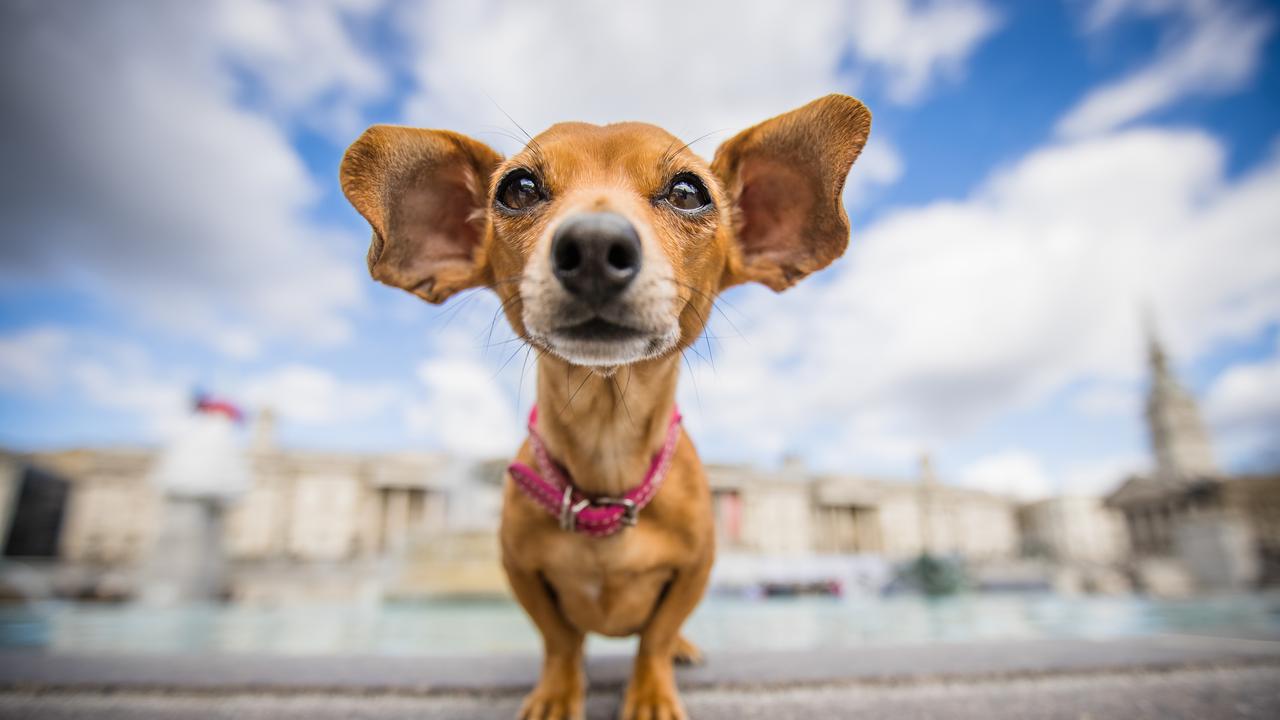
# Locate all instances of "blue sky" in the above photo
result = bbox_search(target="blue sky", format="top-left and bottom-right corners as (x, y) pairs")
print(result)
(1, 0), (1277, 499)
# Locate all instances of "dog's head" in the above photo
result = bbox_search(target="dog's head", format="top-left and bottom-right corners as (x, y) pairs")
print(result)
(341, 95), (870, 367)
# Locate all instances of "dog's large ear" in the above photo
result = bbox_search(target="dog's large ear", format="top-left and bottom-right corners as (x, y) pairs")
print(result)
(340, 126), (502, 303)
(712, 94), (871, 291)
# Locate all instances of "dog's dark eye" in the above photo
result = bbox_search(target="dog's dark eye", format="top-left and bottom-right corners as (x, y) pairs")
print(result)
(664, 174), (712, 212)
(496, 169), (544, 211)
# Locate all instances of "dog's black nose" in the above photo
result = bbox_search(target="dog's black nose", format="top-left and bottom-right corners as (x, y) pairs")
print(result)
(550, 212), (642, 306)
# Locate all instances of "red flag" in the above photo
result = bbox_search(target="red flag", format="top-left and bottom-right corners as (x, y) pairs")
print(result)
(193, 392), (244, 423)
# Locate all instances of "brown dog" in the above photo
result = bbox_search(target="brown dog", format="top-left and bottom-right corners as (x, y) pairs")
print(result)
(341, 94), (870, 720)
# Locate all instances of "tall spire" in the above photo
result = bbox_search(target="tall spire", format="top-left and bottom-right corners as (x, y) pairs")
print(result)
(251, 407), (277, 454)
(1143, 304), (1169, 377)
(918, 453), (937, 553)
(1143, 315), (1216, 482)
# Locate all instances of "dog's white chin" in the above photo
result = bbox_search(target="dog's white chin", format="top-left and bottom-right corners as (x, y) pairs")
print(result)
(541, 328), (680, 367)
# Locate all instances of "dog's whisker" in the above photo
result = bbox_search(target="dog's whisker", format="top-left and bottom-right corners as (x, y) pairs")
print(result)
(493, 340), (528, 380)
(676, 290), (719, 370)
(433, 289), (485, 332)
(610, 373), (635, 429)
(484, 292), (525, 353)
(662, 128), (731, 167)
(678, 277), (749, 323)
(481, 92), (547, 163)
(559, 366), (594, 417)
(673, 280), (747, 342)
(681, 349), (703, 415)
(484, 335), (528, 350)
(698, 295), (749, 345)
(485, 275), (524, 289)
(482, 316), (522, 350)
(517, 343), (535, 409)
(712, 299), (747, 333)
(684, 342), (710, 366)
(476, 128), (538, 150)
(517, 340), (551, 410)
(698, 318), (717, 373)
(432, 274), (521, 335)
(710, 294), (750, 324)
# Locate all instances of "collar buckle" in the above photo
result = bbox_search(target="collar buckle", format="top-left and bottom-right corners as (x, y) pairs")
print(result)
(558, 486), (590, 532)
(593, 497), (638, 527)
(557, 487), (639, 532)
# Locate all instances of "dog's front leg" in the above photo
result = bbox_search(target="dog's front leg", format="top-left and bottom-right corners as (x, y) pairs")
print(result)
(506, 562), (586, 720)
(621, 558), (712, 720)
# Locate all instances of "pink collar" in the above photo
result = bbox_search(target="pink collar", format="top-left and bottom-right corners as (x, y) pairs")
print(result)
(507, 405), (682, 537)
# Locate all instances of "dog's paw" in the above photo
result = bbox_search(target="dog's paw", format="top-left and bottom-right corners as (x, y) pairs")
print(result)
(518, 686), (584, 720)
(672, 634), (704, 666)
(620, 661), (686, 720)
(619, 687), (686, 720)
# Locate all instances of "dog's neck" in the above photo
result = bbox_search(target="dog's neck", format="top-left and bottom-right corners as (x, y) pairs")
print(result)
(534, 353), (680, 498)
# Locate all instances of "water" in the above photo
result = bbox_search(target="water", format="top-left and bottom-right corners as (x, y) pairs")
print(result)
(2, 593), (1278, 656)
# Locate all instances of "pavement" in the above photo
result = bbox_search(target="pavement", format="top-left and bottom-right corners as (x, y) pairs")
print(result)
(1, 634), (1278, 719)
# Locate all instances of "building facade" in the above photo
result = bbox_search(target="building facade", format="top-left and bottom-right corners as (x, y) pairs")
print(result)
(707, 456), (1021, 562)
(4, 436), (1027, 601)
(0, 427), (511, 601)
(1018, 496), (1129, 566)
(1107, 330), (1280, 590)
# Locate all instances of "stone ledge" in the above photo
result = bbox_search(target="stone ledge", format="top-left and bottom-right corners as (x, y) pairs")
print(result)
(3, 659), (1280, 720)
(1, 634), (1278, 696)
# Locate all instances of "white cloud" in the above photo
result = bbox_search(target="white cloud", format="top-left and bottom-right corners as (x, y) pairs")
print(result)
(396, 0), (996, 162)
(846, 1), (1001, 103)
(681, 127), (1280, 474)
(213, 0), (390, 138)
(68, 359), (190, 437)
(0, 328), (193, 437)
(1206, 340), (1280, 462)
(240, 364), (397, 426)
(1059, 453), (1149, 497)
(0, 2), (375, 357)
(1058, 0), (1274, 137)
(961, 449), (1145, 501)
(0, 325), (412, 443)
(1073, 381), (1141, 418)
(0, 327), (71, 393)
(958, 449), (1053, 500)
(845, 135), (907, 208)
(406, 355), (522, 459)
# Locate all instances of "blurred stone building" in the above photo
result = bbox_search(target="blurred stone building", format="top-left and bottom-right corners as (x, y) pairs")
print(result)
(1106, 331), (1280, 592)
(26, 332), (1280, 602)
(0, 416), (506, 602)
(707, 456), (1020, 562)
(3, 430), (1028, 601)
(1018, 495), (1129, 566)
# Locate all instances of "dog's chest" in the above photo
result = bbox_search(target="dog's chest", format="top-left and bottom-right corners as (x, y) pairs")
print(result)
(542, 531), (678, 637)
